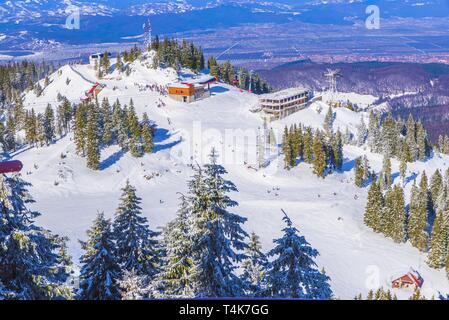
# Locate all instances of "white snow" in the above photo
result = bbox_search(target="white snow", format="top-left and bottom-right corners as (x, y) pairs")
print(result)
(16, 54), (449, 300)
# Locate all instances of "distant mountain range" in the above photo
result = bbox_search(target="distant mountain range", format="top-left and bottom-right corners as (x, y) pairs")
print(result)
(1, 0), (449, 51)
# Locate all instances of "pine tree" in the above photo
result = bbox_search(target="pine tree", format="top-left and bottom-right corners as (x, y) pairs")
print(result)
(303, 127), (314, 164)
(241, 232), (268, 297)
(405, 114), (418, 161)
(101, 98), (113, 145)
(416, 122), (429, 161)
(116, 53), (123, 74)
(74, 104), (86, 156)
(383, 185), (406, 242)
(141, 113), (154, 154)
(25, 109), (37, 146)
(112, 181), (159, 278)
(158, 195), (194, 298)
(354, 157), (364, 188)
(380, 113), (398, 158)
(264, 212), (332, 299)
(324, 107), (334, 134)
(189, 149), (248, 298)
(114, 104), (128, 150)
(408, 175), (430, 252)
(364, 179), (384, 233)
(368, 111), (381, 153)
(102, 52), (110, 75)
(78, 212), (121, 300)
(129, 136), (142, 158)
(0, 175), (71, 299)
(312, 131), (327, 178)
(118, 270), (147, 300)
(285, 137), (296, 170)
(430, 169), (443, 210)
(43, 104), (55, 144)
(379, 156), (392, 190)
(428, 210), (448, 269)
(86, 107), (100, 170)
(399, 152), (408, 185)
(333, 130), (343, 171)
(409, 288), (426, 300)
(356, 115), (367, 146)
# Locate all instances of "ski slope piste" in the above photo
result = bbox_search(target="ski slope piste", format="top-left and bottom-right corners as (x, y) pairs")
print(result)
(14, 51), (449, 299)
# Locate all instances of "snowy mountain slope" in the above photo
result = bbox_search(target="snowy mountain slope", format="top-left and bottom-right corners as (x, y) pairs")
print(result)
(18, 56), (449, 299)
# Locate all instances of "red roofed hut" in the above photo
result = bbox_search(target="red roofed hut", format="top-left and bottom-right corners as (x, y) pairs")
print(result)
(392, 269), (424, 289)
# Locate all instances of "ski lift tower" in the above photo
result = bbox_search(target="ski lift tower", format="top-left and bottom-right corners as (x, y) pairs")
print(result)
(324, 68), (342, 107)
(143, 19), (152, 49)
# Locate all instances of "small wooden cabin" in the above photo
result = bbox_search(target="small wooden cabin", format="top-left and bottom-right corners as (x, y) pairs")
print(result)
(392, 269), (424, 289)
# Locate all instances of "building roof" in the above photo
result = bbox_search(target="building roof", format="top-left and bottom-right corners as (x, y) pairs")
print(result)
(169, 82), (192, 89)
(259, 87), (309, 100)
(392, 269), (424, 287)
(169, 75), (217, 89)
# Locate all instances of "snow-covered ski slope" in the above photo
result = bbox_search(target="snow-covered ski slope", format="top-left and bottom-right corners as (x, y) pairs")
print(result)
(18, 54), (449, 299)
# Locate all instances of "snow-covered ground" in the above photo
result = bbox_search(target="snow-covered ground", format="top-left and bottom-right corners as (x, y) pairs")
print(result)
(17, 55), (449, 300)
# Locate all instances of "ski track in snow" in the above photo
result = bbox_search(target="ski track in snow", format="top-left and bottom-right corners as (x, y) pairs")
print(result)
(16, 53), (449, 299)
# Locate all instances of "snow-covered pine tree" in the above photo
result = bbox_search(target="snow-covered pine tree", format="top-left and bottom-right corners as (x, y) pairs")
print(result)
(101, 51), (110, 75)
(118, 269), (147, 300)
(406, 114), (418, 161)
(430, 169), (443, 211)
(241, 232), (269, 297)
(0, 174), (71, 299)
(127, 104), (142, 158)
(25, 108), (37, 146)
(101, 98), (113, 145)
(189, 149), (248, 298)
(416, 121), (429, 161)
(303, 127), (314, 164)
(354, 157), (364, 188)
(364, 179), (384, 233)
(292, 125), (304, 161)
(324, 107), (334, 135)
(312, 130), (326, 178)
(116, 52), (123, 74)
(435, 185), (449, 216)
(356, 115), (367, 147)
(408, 174), (430, 252)
(368, 111), (381, 153)
(112, 181), (159, 278)
(362, 155), (372, 183)
(264, 212), (332, 299)
(74, 104), (86, 156)
(379, 156), (392, 190)
(282, 126), (295, 169)
(380, 113), (398, 158)
(86, 106), (100, 170)
(43, 104), (55, 145)
(383, 185), (406, 242)
(428, 209), (448, 269)
(333, 130), (343, 171)
(141, 112), (154, 154)
(78, 212), (121, 300)
(157, 194), (194, 298)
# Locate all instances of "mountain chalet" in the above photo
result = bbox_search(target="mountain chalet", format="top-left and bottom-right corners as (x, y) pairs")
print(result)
(168, 75), (217, 103)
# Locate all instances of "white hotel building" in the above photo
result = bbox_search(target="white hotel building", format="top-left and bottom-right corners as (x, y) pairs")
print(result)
(259, 87), (312, 122)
